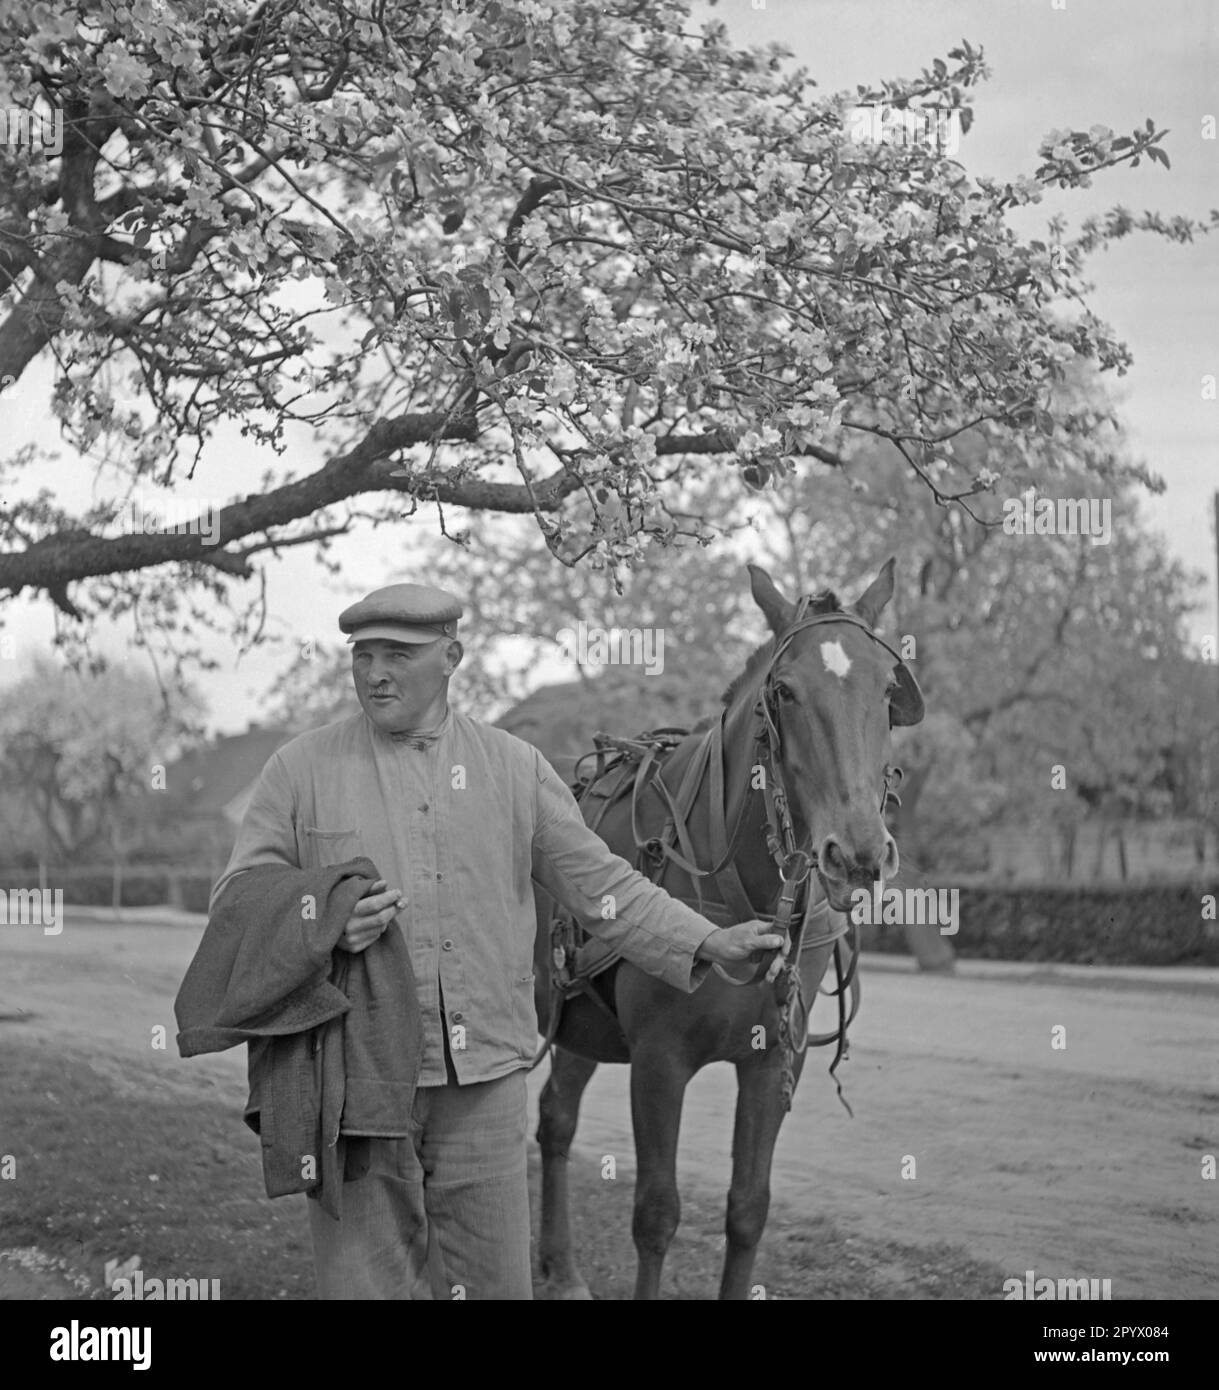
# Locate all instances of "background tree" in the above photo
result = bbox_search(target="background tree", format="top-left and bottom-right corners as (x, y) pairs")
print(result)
(264, 363), (1215, 864)
(266, 468), (758, 729)
(0, 0), (1199, 683)
(0, 654), (204, 864)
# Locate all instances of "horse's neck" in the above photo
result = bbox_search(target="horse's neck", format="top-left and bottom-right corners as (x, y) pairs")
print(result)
(654, 680), (791, 915)
(721, 682), (792, 910)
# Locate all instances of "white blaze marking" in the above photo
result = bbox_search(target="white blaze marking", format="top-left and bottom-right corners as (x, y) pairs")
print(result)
(820, 640), (852, 679)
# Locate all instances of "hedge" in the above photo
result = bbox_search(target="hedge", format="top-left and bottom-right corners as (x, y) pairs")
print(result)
(2, 871), (1216, 966)
(859, 882), (1219, 966)
(0, 870), (215, 914)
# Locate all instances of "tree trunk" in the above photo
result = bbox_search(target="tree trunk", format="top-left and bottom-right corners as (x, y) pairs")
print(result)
(890, 764), (956, 972)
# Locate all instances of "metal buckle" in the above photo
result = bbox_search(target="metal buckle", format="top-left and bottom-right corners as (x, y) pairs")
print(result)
(778, 848), (813, 884)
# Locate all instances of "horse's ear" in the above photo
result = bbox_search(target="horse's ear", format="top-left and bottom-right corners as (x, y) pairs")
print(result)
(853, 557), (896, 629)
(747, 564), (796, 635)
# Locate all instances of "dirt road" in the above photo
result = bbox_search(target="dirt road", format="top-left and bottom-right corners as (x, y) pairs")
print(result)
(533, 959), (1218, 1298)
(2, 914), (1216, 1298)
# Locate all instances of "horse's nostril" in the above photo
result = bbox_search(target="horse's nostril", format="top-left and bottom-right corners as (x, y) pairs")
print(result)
(820, 833), (897, 884)
(820, 838), (847, 876)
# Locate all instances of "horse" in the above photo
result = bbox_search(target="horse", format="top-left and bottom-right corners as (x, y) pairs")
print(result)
(529, 558), (925, 1299)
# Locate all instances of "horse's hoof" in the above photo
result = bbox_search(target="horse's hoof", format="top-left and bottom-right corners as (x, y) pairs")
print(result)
(535, 1277), (593, 1301)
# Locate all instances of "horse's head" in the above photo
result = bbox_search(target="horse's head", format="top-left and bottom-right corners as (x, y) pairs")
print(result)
(742, 558), (924, 912)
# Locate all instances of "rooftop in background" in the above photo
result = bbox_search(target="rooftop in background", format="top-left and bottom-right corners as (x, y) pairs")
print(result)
(163, 722), (295, 825)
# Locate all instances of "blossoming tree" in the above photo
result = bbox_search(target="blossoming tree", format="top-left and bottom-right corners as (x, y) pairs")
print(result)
(0, 0), (1198, 662)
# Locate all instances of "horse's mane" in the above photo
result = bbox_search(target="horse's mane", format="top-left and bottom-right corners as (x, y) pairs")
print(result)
(719, 588), (844, 708)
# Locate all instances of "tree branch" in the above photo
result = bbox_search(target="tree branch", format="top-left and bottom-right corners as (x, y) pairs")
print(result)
(653, 431), (847, 469)
(0, 408), (588, 602)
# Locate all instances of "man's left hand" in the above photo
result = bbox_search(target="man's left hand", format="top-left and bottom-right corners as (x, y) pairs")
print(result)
(695, 921), (789, 983)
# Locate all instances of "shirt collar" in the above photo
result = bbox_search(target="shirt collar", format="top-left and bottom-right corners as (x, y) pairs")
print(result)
(380, 704), (453, 747)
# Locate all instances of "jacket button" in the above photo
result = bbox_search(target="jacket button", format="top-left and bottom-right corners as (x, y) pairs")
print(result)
(451, 1011), (464, 1023)
(442, 939), (453, 951)
(419, 803), (429, 813)
(435, 872), (443, 881)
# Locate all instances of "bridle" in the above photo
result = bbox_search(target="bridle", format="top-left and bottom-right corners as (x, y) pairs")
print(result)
(753, 600), (917, 890)
(634, 602), (917, 917)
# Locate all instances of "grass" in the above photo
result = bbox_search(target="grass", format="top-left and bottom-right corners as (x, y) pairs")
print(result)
(0, 1042), (313, 1300)
(0, 1039), (1005, 1300)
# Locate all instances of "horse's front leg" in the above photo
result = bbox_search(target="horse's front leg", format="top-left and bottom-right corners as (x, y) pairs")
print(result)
(629, 1049), (693, 1300)
(720, 1047), (806, 1300)
(536, 1047), (599, 1300)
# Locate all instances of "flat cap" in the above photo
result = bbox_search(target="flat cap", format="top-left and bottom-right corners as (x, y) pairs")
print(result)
(339, 582), (464, 645)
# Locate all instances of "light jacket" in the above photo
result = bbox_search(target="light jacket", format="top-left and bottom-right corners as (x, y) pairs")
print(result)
(211, 707), (716, 1085)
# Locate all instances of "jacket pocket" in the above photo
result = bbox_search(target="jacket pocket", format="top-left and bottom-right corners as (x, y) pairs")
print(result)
(302, 827), (359, 869)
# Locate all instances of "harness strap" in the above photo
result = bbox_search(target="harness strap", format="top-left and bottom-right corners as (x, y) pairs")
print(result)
(659, 730), (719, 900)
(708, 715), (759, 924)
(634, 727), (724, 888)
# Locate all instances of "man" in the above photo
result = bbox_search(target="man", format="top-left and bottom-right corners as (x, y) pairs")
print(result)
(212, 581), (785, 1300)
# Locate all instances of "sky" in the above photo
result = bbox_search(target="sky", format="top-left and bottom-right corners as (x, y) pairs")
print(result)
(725, 0), (1219, 631)
(2, 0), (1216, 734)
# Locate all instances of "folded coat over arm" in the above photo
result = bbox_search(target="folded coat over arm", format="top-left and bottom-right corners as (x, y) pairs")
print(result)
(173, 857), (423, 1220)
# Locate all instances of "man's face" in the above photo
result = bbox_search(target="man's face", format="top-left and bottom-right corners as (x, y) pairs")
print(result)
(351, 637), (462, 733)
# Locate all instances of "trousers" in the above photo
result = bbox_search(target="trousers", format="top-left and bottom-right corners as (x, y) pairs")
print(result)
(306, 1067), (532, 1300)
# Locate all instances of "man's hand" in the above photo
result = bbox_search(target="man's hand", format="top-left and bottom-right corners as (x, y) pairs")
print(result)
(337, 879), (406, 954)
(695, 921), (789, 984)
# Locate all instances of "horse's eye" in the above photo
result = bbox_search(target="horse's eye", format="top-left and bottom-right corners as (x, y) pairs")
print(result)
(773, 680), (795, 702)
